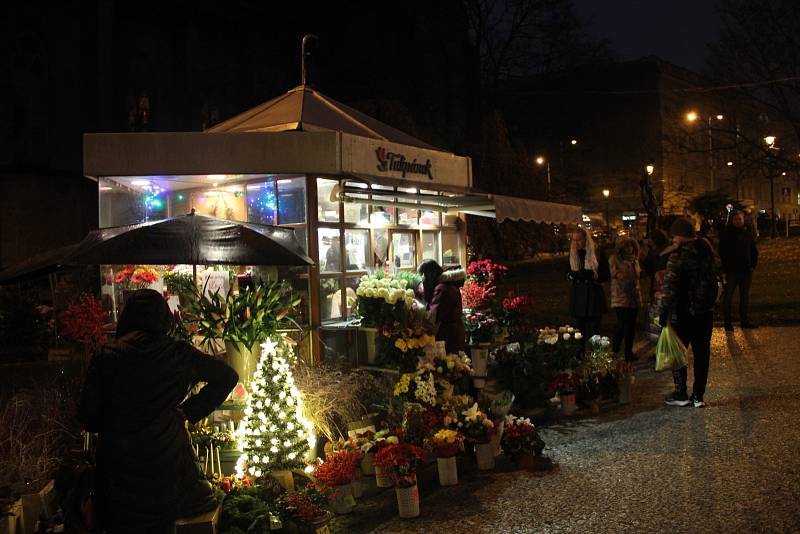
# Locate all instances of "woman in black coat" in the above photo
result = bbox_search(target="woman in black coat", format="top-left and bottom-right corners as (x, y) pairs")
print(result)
(78, 289), (238, 533)
(567, 228), (609, 341)
(418, 260), (467, 354)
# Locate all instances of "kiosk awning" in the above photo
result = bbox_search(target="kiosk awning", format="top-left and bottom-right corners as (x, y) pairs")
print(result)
(492, 195), (582, 225)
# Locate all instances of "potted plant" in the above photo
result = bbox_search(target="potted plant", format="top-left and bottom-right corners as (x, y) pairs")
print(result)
(501, 415), (545, 469)
(459, 403), (495, 470)
(275, 484), (331, 534)
(187, 279), (299, 397)
(323, 441), (363, 498)
(429, 429), (463, 486)
(614, 359), (637, 404)
(549, 372), (579, 416)
(312, 451), (357, 515)
(581, 335), (615, 413)
(163, 269), (196, 306)
(374, 443), (426, 519)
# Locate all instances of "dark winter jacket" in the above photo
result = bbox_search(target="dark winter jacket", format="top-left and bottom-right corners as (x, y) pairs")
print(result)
(429, 269), (467, 353)
(568, 249), (608, 318)
(658, 238), (721, 321)
(78, 332), (237, 530)
(719, 225), (758, 273)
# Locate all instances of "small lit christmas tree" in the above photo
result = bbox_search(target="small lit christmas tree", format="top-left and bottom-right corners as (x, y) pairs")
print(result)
(236, 335), (316, 479)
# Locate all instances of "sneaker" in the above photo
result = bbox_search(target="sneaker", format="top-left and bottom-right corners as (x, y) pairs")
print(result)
(665, 392), (690, 406)
(741, 322), (758, 329)
(690, 394), (705, 408)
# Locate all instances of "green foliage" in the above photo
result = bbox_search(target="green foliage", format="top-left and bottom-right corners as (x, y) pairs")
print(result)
(188, 279), (301, 352)
(494, 344), (552, 408)
(163, 270), (196, 297)
(220, 488), (269, 533)
(394, 270), (422, 291)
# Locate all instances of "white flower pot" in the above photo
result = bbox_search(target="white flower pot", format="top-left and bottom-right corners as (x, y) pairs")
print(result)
(437, 456), (458, 486)
(361, 452), (376, 475)
(375, 464), (394, 488)
(395, 484), (420, 518)
(475, 442), (495, 470)
(328, 483), (355, 515)
(471, 347), (489, 377)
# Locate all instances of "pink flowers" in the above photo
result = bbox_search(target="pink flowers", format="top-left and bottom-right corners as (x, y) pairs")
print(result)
(502, 291), (531, 316)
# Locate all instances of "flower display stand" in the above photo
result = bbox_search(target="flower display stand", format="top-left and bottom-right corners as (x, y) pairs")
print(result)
(361, 327), (378, 364)
(618, 374), (634, 404)
(560, 393), (577, 416)
(474, 443), (495, 470)
(374, 465), (394, 488)
(361, 452), (376, 476)
(395, 484), (420, 518)
(327, 483), (355, 515)
(436, 456), (458, 486)
(270, 470), (295, 492)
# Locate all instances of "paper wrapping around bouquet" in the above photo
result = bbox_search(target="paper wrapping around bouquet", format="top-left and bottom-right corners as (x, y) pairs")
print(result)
(475, 442), (495, 470)
(374, 465), (394, 488)
(471, 347), (489, 376)
(395, 484), (420, 518)
(328, 483), (355, 515)
(437, 456), (458, 486)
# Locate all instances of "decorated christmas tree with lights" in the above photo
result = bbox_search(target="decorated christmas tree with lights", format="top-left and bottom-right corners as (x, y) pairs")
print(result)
(236, 335), (316, 479)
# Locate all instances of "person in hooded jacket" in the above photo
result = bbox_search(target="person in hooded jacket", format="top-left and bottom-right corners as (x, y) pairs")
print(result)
(78, 289), (238, 533)
(609, 237), (642, 361)
(417, 259), (467, 353)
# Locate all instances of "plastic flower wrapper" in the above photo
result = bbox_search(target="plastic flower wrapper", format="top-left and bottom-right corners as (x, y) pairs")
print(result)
(428, 428), (464, 457)
(489, 390), (515, 420)
(464, 311), (500, 344)
(458, 403), (495, 443)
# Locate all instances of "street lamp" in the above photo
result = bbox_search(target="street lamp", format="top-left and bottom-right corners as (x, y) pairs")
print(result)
(603, 189), (611, 234)
(570, 139), (578, 145)
(685, 110), (725, 190)
(645, 164), (655, 176)
(764, 135), (778, 237)
(536, 156), (552, 198)
(686, 111), (698, 122)
(764, 135), (776, 147)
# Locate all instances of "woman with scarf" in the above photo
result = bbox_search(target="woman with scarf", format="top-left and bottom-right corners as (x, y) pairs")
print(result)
(78, 289), (238, 533)
(417, 259), (467, 353)
(567, 227), (609, 342)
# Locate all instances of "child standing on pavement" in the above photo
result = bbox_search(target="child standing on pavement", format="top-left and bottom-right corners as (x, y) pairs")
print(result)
(609, 237), (642, 362)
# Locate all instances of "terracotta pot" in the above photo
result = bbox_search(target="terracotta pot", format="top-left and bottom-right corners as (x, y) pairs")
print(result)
(474, 442), (495, 470)
(437, 455), (458, 486)
(395, 483), (420, 518)
(361, 452), (376, 476)
(327, 483), (355, 515)
(374, 464), (394, 488)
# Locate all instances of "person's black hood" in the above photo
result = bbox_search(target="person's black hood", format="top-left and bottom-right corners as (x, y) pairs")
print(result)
(117, 288), (174, 338)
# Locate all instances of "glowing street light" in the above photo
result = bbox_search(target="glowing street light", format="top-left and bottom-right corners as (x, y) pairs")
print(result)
(536, 156), (545, 165)
(602, 189), (610, 198)
(602, 189), (611, 234)
(645, 164), (655, 176)
(536, 156), (551, 198)
(685, 111), (698, 123)
(570, 139), (578, 145)
(727, 161), (734, 166)
(764, 135), (776, 147)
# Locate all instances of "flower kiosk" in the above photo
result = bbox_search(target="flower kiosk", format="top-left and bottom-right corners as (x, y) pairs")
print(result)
(84, 83), (581, 364)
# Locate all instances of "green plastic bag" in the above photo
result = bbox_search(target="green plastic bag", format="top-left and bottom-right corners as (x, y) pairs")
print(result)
(655, 324), (688, 371)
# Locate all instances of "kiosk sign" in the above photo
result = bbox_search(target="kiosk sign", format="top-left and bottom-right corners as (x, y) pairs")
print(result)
(375, 147), (434, 180)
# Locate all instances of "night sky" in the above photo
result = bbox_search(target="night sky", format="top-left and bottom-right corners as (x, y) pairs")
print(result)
(573, 0), (722, 72)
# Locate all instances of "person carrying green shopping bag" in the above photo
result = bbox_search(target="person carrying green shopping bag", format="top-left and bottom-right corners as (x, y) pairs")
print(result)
(657, 218), (721, 408)
(655, 323), (688, 372)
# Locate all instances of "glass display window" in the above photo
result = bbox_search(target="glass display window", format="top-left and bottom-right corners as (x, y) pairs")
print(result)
(318, 227), (342, 273)
(421, 231), (439, 262)
(372, 229), (390, 268)
(344, 276), (361, 319)
(278, 177), (307, 224)
(344, 182), (370, 224)
(246, 181), (277, 224)
(441, 231), (462, 266)
(344, 229), (370, 271)
(370, 184), (396, 223)
(391, 232), (416, 269)
(398, 187), (418, 225)
(99, 178), (147, 227)
(419, 190), (440, 226)
(319, 277), (345, 322)
(317, 178), (340, 223)
(192, 184), (246, 221)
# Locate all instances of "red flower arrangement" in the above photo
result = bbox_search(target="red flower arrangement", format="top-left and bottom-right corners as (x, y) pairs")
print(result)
(466, 260), (508, 288)
(374, 443), (426, 487)
(61, 293), (107, 352)
(502, 291), (531, 316)
(314, 449), (360, 487)
(501, 415), (544, 457)
(460, 280), (495, 310)
(113, 265), (159, 290)
(279, 485), (328, 523)
(548, 371), (578, 394)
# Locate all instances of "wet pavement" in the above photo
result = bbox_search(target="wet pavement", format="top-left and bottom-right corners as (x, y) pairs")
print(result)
(370, 326), (800, 533)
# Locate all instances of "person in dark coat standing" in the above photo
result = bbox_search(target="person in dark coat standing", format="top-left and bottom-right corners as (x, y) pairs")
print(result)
(719, 210), (759, 331)
(567, 227), (609, 342)
(418, 259), (467, 353)
(78, 289), (238, 533)
(658, 218), (721, 408)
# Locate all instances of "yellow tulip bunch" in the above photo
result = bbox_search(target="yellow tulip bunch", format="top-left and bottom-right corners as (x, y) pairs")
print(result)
(393, 334), (436, 353)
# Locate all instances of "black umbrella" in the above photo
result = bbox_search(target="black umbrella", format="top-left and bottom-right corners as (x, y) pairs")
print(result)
(67, 211), (313, 266)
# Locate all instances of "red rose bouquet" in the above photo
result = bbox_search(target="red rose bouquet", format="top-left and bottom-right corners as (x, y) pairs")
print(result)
(374, 443), (426, 487)
(466, 259), (508, 288)
(61, 293), (107, 352)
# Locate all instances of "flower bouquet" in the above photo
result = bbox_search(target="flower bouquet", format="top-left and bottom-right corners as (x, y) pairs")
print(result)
(313, 450), (358, 515)
(466, 259), (508, 287)
(460, 279), (495, 311)
(459, 403), (495, 470)
(501, 415), (545, 469)
(581, 335), (615, 410)
(113, 264), (160, 290)
(537, 325), (583, 372)
(61, 293), (107, 354)
(356, 429), (399, 477)
(417, 349), (472, 397)
(464, 311), (499, 346)
(393, 371), (437, 407)
(374, 443), (426, 518)
(275, 484), (330, 532)
(549, 371), (579, 416)
(323, 440), (365, 497)
(355, 272), (415, 328)
(429, 429), (463, 486)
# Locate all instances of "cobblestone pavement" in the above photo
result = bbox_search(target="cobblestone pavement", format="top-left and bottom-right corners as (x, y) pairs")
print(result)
(371, 326), (800, 533)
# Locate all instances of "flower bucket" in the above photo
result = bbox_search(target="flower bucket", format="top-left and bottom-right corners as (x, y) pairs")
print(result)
(270, 470), (295, 492)
(474, 442), (495, 470)
(618, 374), (634, 404)
(362, 327), (378, 364)
(473, 377), (486, 389)
(395, 484), (420, 519)
(351, 474), (364, 499)
(301, 512), (332, 534)
(436, 455), (458, 486)
(471, 347), (489, 376)
(514, 452), (536, 470)
(361, 452), (376, 476)
(224, 341), (262, 396)
(490, 420), (505, 457)
(560, 393), (577, 416)
(375, 465), (394, 488)
(327, 483), (355, 515)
